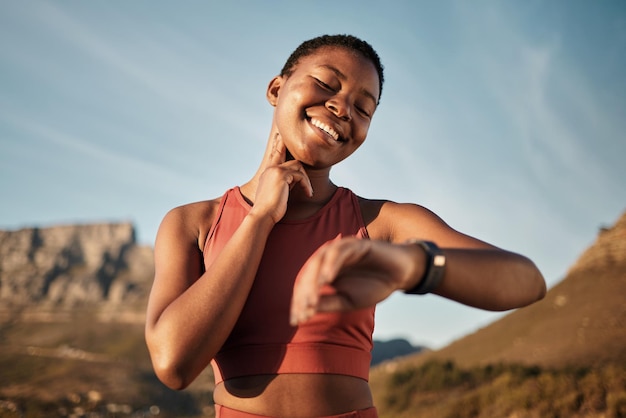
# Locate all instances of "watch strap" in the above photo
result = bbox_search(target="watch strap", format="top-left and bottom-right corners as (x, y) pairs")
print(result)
(404, 240), (446, 295)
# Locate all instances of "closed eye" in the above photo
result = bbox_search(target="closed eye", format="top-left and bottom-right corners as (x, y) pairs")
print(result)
(356, 106), (371, 118)
(314, 77), (336, 91)
(355, 104), (374, 119)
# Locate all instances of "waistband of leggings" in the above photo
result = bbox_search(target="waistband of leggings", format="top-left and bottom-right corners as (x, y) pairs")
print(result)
(215, 404), (378, 418)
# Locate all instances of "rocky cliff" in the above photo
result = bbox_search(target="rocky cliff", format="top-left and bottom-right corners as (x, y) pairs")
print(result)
(0, 223), (153, 310)
(567, 211), (626, 275)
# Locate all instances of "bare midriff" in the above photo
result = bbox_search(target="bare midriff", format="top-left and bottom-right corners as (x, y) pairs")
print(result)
(213, 373), (373, 417)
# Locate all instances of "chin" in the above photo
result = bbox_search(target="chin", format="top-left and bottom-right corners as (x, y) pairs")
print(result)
(288, 143), (344, 169)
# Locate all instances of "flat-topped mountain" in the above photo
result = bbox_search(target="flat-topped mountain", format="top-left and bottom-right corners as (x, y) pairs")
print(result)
(0, 222), (153, 311)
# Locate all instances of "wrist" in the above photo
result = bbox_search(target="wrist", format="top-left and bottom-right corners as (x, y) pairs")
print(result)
(400, 242), (428, 291)
(244, 210), (278, 232)
(403, 240), (446, 295)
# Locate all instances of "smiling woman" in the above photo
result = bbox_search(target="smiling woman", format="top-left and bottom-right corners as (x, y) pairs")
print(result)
(268, 45), (380, 170)
(144, 34), (546, 418)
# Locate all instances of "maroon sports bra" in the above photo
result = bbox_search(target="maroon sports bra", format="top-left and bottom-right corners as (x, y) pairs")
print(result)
(203, 187), (375, 384)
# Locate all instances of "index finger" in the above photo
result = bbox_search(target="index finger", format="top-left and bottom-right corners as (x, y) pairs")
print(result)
(270, 132), (287, 166)
(293, 161), (314, 197)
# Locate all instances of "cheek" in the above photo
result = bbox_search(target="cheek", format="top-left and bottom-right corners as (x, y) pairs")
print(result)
(275, 91), (305, 126)
(354, 121), (371, 144)
(351, 139), (366, 156)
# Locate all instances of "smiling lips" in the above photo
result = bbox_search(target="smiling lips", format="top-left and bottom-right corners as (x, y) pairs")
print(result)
(311, 118), (341, 142)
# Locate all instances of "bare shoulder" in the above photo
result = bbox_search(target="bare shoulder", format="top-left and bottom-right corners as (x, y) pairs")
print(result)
(158, 197), (223, 252)
(357, 196), (444, 240)
(357, 196), (491, 248)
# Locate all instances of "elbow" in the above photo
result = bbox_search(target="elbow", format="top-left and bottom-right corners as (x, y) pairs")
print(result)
(490, 260), (547, 312)
(523, 257), (547, 304)
(532, 268), (547, 303)
(145, 331), (197, 390)
(510, 260), (547, 310)
(151, 355), (194, 391)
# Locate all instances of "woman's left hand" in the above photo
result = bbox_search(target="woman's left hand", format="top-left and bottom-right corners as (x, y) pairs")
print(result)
(289, 237), (425, 326)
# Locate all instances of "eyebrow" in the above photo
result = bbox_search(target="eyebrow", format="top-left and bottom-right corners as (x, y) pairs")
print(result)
(318, 64), (379, 106)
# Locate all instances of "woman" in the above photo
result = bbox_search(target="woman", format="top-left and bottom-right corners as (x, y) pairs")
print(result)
(145, 34), (546, 418)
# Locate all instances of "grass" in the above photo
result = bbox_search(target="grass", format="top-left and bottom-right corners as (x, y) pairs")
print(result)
(0, 310), (210, 417)
(375, 360), (626, 418)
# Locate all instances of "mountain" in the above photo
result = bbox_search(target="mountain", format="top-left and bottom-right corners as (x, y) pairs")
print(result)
(0, 223), (200, 417)
(0, 222), (153, 310)
(369, 210), (626, 418)
(371, 339), (426, 366)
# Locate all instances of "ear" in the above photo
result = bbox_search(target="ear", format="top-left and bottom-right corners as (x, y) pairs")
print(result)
(266, 75), (284, 106)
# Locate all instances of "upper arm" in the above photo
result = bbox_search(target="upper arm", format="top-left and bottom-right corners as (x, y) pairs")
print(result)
(145, 202), (214, 330)
(362, 199), (546, 309)
(366, 200), (497, 250)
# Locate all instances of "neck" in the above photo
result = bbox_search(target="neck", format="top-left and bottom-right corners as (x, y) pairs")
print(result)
(243, 166), (336, 205)
(292, 172), (337, 204)
(304, 163), (336, 194)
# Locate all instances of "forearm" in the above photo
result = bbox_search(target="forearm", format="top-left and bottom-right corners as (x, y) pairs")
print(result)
(146, 212), (275, 389)
(428, 248), (546, 311)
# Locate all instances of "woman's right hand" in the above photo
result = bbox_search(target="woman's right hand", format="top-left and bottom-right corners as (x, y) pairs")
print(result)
(251, 133), (313, 223)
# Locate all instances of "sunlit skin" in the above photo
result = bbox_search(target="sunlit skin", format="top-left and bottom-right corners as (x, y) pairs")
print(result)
(145, 46), (546, 417)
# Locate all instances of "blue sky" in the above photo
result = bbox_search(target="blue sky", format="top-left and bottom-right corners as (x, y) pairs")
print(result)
(1, 1), (625, 349)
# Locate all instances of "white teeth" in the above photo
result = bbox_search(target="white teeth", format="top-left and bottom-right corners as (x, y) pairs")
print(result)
(311, 118), (340, 141)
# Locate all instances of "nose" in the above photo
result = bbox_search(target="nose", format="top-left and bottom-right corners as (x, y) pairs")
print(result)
(326, 96), (351, 121)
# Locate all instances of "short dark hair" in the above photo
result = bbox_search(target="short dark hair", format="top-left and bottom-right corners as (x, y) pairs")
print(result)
(280, 34), (385, 102)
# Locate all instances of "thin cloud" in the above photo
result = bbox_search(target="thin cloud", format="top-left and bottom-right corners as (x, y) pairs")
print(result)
(38, 1), (270, 141)
(451, 3), (624, 224)
(24, 1), (225, 118)
(0, 107), (205, 196)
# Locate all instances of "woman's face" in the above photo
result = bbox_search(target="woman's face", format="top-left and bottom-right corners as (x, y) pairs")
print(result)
(267, 47), (380, 169)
